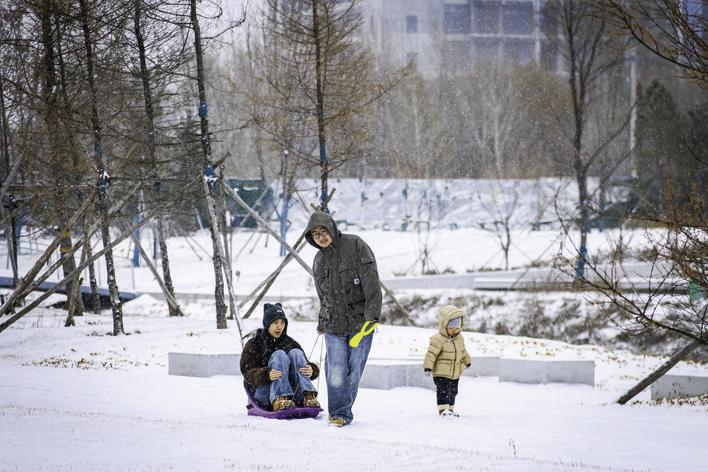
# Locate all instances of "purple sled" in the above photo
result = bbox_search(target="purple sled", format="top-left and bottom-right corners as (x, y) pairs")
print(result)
(244, 381), (322, 420)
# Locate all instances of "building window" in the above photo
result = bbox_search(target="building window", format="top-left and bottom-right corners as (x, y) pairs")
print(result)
(472, 1), (501, 34)
(444, 3), (472, 34)
(502, 2), (534, 34)
(540, 9), (557, 37)
(541, 40), (560, 71)
(443, 40), (472, 71)
(406, 15), (418, 33)
(471, 37), (501, 61)
(502, 39), (535, 64)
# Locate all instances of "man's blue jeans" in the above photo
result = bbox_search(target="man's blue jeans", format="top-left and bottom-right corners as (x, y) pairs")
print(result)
(253, 349), (316, 408)
(324, 331), (373, 423)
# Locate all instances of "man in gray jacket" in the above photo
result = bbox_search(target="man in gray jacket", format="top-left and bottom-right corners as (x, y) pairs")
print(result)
(305, 210), (382, 427)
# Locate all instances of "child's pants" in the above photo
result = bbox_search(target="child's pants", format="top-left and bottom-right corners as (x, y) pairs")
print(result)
(433, 377), (459, 406)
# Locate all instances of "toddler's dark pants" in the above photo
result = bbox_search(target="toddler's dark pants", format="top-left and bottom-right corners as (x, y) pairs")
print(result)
(433, 376), (459, 406)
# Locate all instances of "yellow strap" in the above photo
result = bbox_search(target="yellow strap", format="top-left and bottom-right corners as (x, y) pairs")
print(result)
(349, 321), (379, 348)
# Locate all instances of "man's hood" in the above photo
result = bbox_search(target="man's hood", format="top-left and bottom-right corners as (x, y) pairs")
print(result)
(305, 210), (340, 249)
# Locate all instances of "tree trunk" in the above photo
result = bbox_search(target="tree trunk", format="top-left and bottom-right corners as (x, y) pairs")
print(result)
(190, 0), (228, 330)
(64, 242), (88, 327)
(83, 220), (101, 314)
(0, 77), (16, 288)
(156, 217), (180, 317)
(0, 76), (9, 180)
(99, 210), (124, 335)
(575, 169), (589, 280)
(133, 0), (180, 318)
(59, 227), (84, 318)
(311, 0), (329, 211)
(255, 127), (266, 182)
(617, 339), (703, 404)
(565, 0), (589, 281)
(0, 157), (21, 290)
(78, 0), (124, 335)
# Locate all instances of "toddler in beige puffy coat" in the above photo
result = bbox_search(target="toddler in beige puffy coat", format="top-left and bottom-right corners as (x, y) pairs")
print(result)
(423, 305), (471, 416)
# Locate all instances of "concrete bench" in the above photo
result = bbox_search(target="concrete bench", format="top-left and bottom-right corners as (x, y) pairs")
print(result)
(651, 374), (708, 400)
(498, 359), (594, 386)
(168, 352), (594, 388)
(168, 352), (241, 378)
(464, 356), (500, 377)
(359, 362), (435, 391)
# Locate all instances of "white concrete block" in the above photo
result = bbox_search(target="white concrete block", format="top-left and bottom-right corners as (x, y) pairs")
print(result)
(499, 359), (594, 386)
(463, 356), (500, 377)
(546, 360), (594, 386)
(499, 359), (546, 384)
(168, 352), (240, 378)
(651, 374), (708, 400)
(405, 364), (436, 391)
(360, 363), (408, 390)
(208, 354), (241, 377)
(168, 352), (211, 378)
(167, 352), (594, 388)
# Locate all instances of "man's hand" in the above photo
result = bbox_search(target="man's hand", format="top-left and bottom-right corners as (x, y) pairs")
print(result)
(299, 364), (314, 378)
(269, 369), (283, 381)
(424, 369), (432, 377)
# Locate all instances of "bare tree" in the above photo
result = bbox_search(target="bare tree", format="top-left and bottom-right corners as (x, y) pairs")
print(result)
(243, 0), (405, 211)
(551, 2), (707, 403)
(188, 0), (228, 329)
(77, 0), (130, 335)
(474, 181), (521, 271)
(33, 0), (93, 323)
(131, 0), (183, 317)
(544, 0), (632, 279)
(187, 0), (246, 332)
(373, 69), (454, 178)
(598, 0), (707, 88)
(460, 63), (523, 178)
(558, 198), (706, 402)
(0, 12), (20, 289)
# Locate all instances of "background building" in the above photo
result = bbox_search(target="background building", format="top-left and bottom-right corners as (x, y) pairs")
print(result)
(361, 0), (559, 76)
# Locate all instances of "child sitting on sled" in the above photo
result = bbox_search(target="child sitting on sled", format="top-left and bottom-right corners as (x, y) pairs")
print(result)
(423, 305), (472, 417)
(240, 303), (321, 411)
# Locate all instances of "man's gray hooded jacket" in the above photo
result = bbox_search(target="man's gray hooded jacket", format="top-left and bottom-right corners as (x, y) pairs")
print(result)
(305, 211), (382, 335)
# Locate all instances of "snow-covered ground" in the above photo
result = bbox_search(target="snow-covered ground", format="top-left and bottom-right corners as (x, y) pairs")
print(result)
(1, 180), (704, 471)
(1, 300), (706, 472)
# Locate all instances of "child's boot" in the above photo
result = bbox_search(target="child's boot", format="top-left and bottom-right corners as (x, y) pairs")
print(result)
(438, 404), (450, 416)
(272, 396), (295, 411)
(303, 392), (320, 408)
(448, 406), (460, 417)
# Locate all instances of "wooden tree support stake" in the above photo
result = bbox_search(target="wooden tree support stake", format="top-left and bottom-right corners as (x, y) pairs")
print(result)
(0, 205), (161, 334)
(617, 338), (704, 404)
